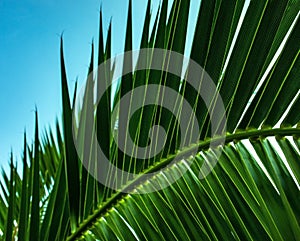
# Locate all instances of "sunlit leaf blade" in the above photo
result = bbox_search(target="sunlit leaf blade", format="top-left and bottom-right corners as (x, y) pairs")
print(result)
(96, 11), (112, 201)
(41, 157), (67, 241)
(76, 42), (96, 221)
(149, 3), (160, 47)
(283, 94), (300, 126)
(72, 80), (78, 109)
(5, 155), (14, 241)
(239, 16), (300, 128)
(128, 0), (151, 170)
(183, 0), (245, 141)
(118, 0), (133, 178)
(60, 37), (80, 230)
(221, 0), (296, 132)
(17, 133), (28, 241)
(263, 59), (300, 126)
(136, 0), (168, 153)
(96, 9), (110, 163)
(29, 111), (40, 241)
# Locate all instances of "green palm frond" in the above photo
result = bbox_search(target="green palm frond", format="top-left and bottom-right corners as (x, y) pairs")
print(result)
(1, 0), (300, 240)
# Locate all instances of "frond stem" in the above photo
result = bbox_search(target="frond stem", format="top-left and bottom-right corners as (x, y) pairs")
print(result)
(67, 127), (300, 240)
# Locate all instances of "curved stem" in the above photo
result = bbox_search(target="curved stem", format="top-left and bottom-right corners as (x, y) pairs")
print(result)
(67, 127), (300, 240)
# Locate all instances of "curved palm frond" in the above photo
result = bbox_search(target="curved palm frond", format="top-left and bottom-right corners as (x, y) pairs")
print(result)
(1, 0), (299, 240)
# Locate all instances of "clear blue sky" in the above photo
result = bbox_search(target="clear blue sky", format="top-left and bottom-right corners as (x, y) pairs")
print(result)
(0, 0), (200, 171)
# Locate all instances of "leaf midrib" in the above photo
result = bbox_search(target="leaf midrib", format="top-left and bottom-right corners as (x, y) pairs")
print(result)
(67, 126), (300, 240)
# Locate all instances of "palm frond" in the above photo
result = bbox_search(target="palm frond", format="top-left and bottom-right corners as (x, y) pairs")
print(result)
(1, 0), (299, 240)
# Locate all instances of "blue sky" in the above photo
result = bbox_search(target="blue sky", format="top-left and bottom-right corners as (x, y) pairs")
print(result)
(0, 0), (201, 171)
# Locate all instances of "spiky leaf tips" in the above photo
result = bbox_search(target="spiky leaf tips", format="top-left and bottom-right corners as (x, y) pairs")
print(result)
(1, 0), (300, 240)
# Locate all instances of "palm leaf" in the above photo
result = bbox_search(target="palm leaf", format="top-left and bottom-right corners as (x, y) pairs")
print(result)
(1, 0), (299, 240)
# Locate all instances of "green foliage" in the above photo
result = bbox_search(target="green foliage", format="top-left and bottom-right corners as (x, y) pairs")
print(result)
(1, 0), (300, 240)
